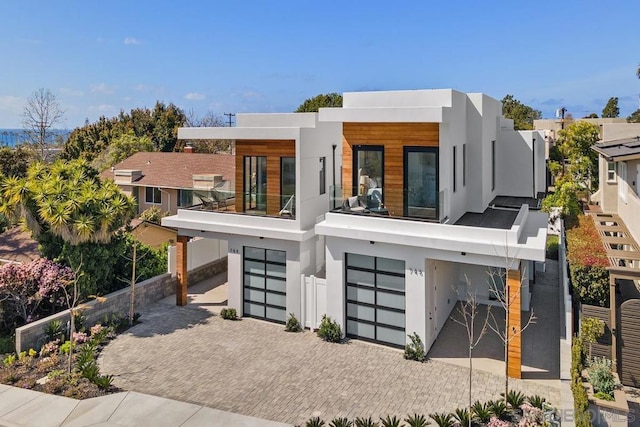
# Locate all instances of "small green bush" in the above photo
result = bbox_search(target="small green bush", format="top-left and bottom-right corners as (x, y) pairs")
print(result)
(503, 389), (526, 409)
(380, 415), (401, 427)
(571, 336), (591, 427)
(59, 340), (72, 355)
(353, 417), (378, 427)
(317, 315), (341, 343)
(404, 332), (426, 362)
(285, 313), (302, 332)
(220, 308), (238, 320)
(546, 235), (559, 260)
(306, 417), (325, 427)
(429, 412), (453, 427)
(329, 417), (352, 427)
(453, 408), (470, 427)
(0, 334), (15, 354)
(44, 320), (64, 342)
(526, 394), (546, 409)
(487, 400), (508, 420)
(471, 401), (491, 423)
(588, 356), (616, 398)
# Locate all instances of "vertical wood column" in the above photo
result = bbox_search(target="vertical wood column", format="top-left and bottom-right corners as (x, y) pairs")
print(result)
(610, 275), (617, 371)
(176, 235), (188, 306)
(507, 264), (522, 379)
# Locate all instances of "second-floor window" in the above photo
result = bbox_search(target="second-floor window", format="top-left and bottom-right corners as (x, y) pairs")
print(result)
(178, 189), (193, 207)
(319, 157), (326, 195)
(607, 162), (617, 182)
(453, 146), (457, 193)
(463, 144), (466, 187)
(145, 187), (162, 204)
(281, 157), (295, 210)
(491, 140), (496, 191)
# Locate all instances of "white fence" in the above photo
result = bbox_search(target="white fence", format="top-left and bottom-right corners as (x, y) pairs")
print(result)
(168, 237), (228, 277)
(301, 275), (326, 330)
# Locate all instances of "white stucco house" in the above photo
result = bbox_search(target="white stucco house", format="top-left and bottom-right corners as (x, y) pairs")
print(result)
(162, 89), (548, 378)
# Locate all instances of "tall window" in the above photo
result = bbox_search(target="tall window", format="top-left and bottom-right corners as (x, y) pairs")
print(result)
(280, 157), (295, 210)
(178, 189), (193, 207)
(607, 162), (617, 182)
(353, 145), (384, 196)
(491, 140), (496, 191)
(462, 144), (466, 187)
(145, 187), (161, 204)
(319, 157), (326, 195)
(244, 156), (267, 214)
(453, 146), (457, 193)
(404, 147), (438, 220)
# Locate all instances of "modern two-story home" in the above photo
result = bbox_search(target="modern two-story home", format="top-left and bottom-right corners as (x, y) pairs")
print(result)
(162, 89), (548, 378)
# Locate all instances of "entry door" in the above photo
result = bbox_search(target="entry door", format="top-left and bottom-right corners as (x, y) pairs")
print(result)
(345, 253), (406, 347)
(404, 147), (438, 220)
(243, 247), (287, 323)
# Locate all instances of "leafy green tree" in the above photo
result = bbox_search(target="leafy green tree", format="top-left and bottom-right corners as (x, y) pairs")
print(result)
(583, 113), (598, 119)
(0, 147), (30, 177)
(500, 95), (541, 130)
(628, 109), (640, 123)
(295, 93), (343, 112)
(601, 97), (620, 118)
(0, 160), (136, 296)
(91, 131), (154, 171)
(550, 121), (600, 193)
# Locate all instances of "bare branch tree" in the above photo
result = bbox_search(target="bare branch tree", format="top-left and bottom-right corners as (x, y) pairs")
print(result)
(22, 88), (65, 162)
(183, 109), (232, 153)
(60, 259), (84, 374)
(452, 276), (491, 427)
(486, 261), (536, 401)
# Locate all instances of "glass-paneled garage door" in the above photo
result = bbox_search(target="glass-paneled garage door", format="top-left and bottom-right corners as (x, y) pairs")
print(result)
(345, 253), (406, 347)
(243, 247), (287, 323)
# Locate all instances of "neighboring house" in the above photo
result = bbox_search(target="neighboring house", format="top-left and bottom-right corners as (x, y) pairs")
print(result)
(0, 227), (40, 265)
(163, 89), (548, 379)
(130, 219), (177, 250)
(592, 123), (640, 243)
(101, 151), (235, 215)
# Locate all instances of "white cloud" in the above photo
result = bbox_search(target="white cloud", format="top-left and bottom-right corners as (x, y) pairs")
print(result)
(184, 92), (205, 101)
(88, 104), (115, 113)
(133, 84), (148, 91)
(242, 90), (262, 100)
(60, 87), (84, 97)
(90, 83), (114, 94)
(0, 95), (23, 111)
(123, 37), (141, 45)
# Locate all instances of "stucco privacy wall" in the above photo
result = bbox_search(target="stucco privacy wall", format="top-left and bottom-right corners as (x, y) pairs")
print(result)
(168, 237), (227, 276)
(15, 258), (227, 352)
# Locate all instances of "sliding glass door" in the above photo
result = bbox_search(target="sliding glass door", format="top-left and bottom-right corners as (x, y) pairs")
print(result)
(404, 147), (438, 220)
(244, 156), (267, 214)
(352, 145), (384, 206)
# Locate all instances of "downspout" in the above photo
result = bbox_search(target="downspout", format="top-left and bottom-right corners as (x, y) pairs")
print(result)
(331, 144), (337, 209)
(159, 188), (171, 213)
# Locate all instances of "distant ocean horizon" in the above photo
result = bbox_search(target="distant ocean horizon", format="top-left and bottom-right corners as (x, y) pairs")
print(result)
(0, 128), (71, 147)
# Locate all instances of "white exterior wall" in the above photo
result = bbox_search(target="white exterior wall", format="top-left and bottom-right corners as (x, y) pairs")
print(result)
(433, 260), (458, 344)
(597, 155), (618, 212)
(496, 130), (545, 198)
(342, 89), (454, 108)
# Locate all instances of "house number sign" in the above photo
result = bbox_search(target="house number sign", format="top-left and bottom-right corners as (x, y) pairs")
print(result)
(229, 248), (240, 254)
(409, 269), (423, 276)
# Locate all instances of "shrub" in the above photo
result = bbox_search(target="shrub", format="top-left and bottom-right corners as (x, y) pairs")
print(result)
(306, 417), (325, 427)
(139, 206), (169, 225)
(487, 400), (508, 420)
(353, 417), (378, 427)
(581, 317), (604, 360)
(72, 332), (88, 344)
(525, 394), (545, 409)
(317, 315), (341, 343)
(570, 337), (591, 426)
(45, 320), (64, 342)
(453, 408), (470, 427)
(404, 414), (431, 427)
(588, 356), (616, 399)
(503, 389), (526, 410)
(429, 412), (453, 427)
(546, 235), (559, 260)
(40, 339), (60, 357)
(329, 418), (352, 427)
(3, 354), (16, 367)
(404, 332), (426, 362)
(471, 401), (491, 424)
(285, 313), (303, 332)
(220, 308), (238, 320)
(541, 181), (581, 221)
(60, 340), (72, 355)
(380, 415), (402, 427)
(0, 334), (14, 354)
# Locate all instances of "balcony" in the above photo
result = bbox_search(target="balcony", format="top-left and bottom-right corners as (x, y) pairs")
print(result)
(329, 185), (447, 223)
(186, 189), (296, 220)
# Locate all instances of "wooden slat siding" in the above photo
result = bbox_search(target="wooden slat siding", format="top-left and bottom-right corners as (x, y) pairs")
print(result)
(342, 123), (439, 216)
(176, 235), (189, 306)
(234, 140), (295, 215)
(507, 267), (522, 379)
(581, 304), (612, 360)
(620, 299), (640, 387)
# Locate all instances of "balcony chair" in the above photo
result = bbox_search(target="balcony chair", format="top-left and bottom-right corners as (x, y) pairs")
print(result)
(279, 194), (295, 217)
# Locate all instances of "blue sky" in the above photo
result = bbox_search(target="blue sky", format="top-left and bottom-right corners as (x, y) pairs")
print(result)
(1, 0), (638, 128)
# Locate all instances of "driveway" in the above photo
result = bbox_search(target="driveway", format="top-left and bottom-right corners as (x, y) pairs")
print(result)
(99, 275), (560, 426)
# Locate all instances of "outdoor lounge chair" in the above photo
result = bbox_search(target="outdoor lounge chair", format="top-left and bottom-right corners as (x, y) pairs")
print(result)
(279, 194), (294, 217)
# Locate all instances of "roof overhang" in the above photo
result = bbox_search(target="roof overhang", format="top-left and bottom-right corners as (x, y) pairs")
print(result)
(318, 107), (445, 123)
(178, 127), (300, 140)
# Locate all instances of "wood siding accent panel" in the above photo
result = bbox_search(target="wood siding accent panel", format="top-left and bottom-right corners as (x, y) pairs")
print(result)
(342, 123), (439, 216)
(507, 267), (522, 379)
(620, 299), (640, 386)
(234, 140), (295, 214)
(176, 235), (189, 306)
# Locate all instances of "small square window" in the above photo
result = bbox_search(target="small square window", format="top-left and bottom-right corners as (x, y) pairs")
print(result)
(145, 187), (162, 204)
(607, 162), (617, 182)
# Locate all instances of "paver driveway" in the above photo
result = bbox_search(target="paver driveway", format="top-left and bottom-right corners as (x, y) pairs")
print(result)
(99, 294), (560, 426)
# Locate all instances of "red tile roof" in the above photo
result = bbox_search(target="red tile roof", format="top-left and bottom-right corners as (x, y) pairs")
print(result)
(101, 152), (235, 189)
(0, 227), (40, 264)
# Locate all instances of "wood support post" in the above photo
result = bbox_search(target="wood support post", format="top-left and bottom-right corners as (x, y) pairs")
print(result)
(610, 275), (617, 371)
(176, 235), (188, 306)
(507, 265), (522, 379)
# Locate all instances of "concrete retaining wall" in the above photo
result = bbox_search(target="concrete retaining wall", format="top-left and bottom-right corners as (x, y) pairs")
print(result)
(15, 257), (227, 352)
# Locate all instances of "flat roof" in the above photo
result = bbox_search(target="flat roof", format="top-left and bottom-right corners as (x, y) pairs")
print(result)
(491, 195), (542, 210)
(454, 208), (518, 230)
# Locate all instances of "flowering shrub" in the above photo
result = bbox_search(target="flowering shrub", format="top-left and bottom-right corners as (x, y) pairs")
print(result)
(487, 417), (512, 427)
(90, 324), (104, 336)
(518, 403), (544, 427)
(39, 340), (60, 357)
(0, 259), (74, 331)
(566, 216), (610, 307)
(72, 332), (88, 344)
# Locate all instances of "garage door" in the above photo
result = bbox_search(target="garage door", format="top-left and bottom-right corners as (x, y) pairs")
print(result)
(345, 253), (406, 347)
(243, 247), (287, 323)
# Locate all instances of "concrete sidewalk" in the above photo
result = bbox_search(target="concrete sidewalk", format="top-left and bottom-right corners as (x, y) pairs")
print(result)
(0, 384), (290, 427)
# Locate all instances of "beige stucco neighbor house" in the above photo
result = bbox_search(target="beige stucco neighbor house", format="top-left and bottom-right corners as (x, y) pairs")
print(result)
(101, 151), (235, 215)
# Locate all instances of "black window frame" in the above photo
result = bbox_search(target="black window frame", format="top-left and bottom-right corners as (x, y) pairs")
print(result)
(491, 140), (496, 191)
(145, 186), (162, 204)
(319, 157), (326, 195)
(280, 156), (296, 210)
(463, 143), (466, 187)
(352, 145), (384, 196)
(453, 145), (457, 193)
(242, 246), (287, 324)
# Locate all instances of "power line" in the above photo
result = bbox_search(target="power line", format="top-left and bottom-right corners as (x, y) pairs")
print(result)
(223, 113), (235, 127)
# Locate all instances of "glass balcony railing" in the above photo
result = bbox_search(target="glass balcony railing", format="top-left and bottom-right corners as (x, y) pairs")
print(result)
(329, 185), (447, 223)
(186, 190), (296, 219)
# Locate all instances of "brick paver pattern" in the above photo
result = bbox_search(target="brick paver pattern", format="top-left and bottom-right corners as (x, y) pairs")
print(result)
(99, 302), (560, 425)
